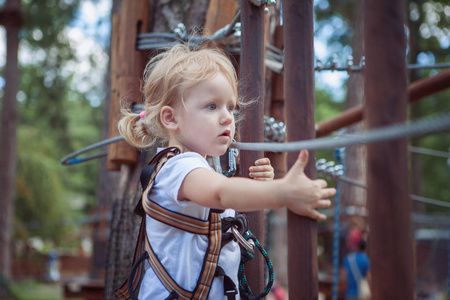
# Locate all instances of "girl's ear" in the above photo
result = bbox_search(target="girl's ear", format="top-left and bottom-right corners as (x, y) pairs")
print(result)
(160, 106), (178, 131)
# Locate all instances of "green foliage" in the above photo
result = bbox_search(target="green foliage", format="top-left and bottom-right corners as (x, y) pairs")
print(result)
(0, 0), (105, 248)
(406, 0), (450, 209)
(410, 88), (450, 208)
(314, 88), (344, 172)
(9, 280), (79, 300)
(315, 88), (344, 123)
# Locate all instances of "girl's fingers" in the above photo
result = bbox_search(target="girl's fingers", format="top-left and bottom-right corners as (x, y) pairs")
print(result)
(315, 212), (327, 221)
(249, 163), (274, 180)
(306, 210), (327, 221)
(249, 165), (273, 173)
(321, 188), (337, 199)
(314, 179), (328, 188)
(254, 157), (271, 166)
(316, 199), (332, 209)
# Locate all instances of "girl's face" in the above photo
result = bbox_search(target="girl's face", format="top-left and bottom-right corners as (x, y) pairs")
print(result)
(171, 72), (237, 157)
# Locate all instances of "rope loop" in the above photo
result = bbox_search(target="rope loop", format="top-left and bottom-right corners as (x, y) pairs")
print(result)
(238, 230), (274, 300)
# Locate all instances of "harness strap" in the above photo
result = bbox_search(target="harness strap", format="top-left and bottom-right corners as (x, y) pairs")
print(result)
(143, 225), (193, 300)
(191, 212), (222, 299)
(215, 266), (238, 300)
(164, 291), (180, 300)
(135, 147), (182, 217)
(143, 199), (210, 235)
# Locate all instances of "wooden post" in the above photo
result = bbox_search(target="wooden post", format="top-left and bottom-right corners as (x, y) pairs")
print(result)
(240, 0), (265, 293)
(283, 0), (318, 298)
(107, 0), (149, 167)
(364, 0), (414, 298)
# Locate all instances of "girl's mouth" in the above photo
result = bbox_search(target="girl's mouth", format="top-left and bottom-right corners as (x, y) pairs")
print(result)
(219, 130), (231, 143)
(220, 130), (231, 137)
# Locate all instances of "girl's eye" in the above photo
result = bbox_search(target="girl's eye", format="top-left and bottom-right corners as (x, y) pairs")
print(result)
(207, 104), (216, 110)
(227, 105), (235, 112)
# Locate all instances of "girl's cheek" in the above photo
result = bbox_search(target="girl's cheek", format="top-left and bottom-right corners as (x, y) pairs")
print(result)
(231, 123), (236, 138)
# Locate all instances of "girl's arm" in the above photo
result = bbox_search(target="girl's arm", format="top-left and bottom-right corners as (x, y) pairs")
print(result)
(178, 150), (335, 220)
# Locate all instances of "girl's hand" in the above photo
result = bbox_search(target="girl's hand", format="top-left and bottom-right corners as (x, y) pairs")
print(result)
(249, 158), (274, 181)
(282, 150), (335, 220)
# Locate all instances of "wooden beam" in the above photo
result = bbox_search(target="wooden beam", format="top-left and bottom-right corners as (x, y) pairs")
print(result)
(107, 13), (122, 171)
(107, 0), (149, 166)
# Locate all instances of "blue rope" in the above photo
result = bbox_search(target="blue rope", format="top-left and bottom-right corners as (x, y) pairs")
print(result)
(332, 148), (345, 300)
(331, 178), (342, 300)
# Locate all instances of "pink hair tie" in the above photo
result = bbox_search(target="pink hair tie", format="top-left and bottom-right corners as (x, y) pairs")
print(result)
(139, 111), (146, 119)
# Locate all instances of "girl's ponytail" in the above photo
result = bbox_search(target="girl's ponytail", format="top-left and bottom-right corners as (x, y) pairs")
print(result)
(118, 109), (154, 149)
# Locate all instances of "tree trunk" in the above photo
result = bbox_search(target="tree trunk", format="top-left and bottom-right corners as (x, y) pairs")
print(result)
(341, 0), (367, 233)
(0, 0), (21, 288)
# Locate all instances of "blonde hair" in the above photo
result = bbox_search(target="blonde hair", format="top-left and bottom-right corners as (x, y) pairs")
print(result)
(118, 44), (239, 149)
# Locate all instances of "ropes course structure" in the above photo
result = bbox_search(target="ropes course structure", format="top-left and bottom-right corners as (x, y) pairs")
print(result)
(62, 0), (450, 298)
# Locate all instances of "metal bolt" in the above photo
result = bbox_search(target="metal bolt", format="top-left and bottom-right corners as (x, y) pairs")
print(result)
(174, 23), (187, 38)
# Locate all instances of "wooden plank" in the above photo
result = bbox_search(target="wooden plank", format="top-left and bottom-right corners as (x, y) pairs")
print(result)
(107, 14), (122, 171)
(107, 0), (149, 165)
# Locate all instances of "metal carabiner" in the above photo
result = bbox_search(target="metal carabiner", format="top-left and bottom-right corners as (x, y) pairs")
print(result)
(231, 226), (254, 254)
(223, 146), (239, 177)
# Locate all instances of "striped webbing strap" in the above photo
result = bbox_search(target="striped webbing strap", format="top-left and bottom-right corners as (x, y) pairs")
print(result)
(115, 146), (223, 300)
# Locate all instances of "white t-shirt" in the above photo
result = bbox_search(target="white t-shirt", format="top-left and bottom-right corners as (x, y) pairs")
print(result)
(138, 151), (241, 300)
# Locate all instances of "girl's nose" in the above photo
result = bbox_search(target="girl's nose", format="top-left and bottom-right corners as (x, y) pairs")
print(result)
(220, 108), (233, 125)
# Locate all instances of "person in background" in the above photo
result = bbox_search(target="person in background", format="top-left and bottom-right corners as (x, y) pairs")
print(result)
(342, 238), (371, 300)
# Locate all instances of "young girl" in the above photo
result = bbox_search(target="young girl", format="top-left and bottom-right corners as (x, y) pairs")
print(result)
(117, 44), (335, 300)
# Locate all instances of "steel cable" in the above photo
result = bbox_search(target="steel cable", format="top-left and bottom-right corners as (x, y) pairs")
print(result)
(61, 113), (450, 165)
(232, 112), (450, 152)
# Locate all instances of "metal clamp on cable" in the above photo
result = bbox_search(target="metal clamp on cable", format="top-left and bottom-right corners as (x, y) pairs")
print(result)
(232, 226), (255, 254)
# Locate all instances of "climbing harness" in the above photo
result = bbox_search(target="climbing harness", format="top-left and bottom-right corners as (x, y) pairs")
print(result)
(115, 146), (273, 300)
